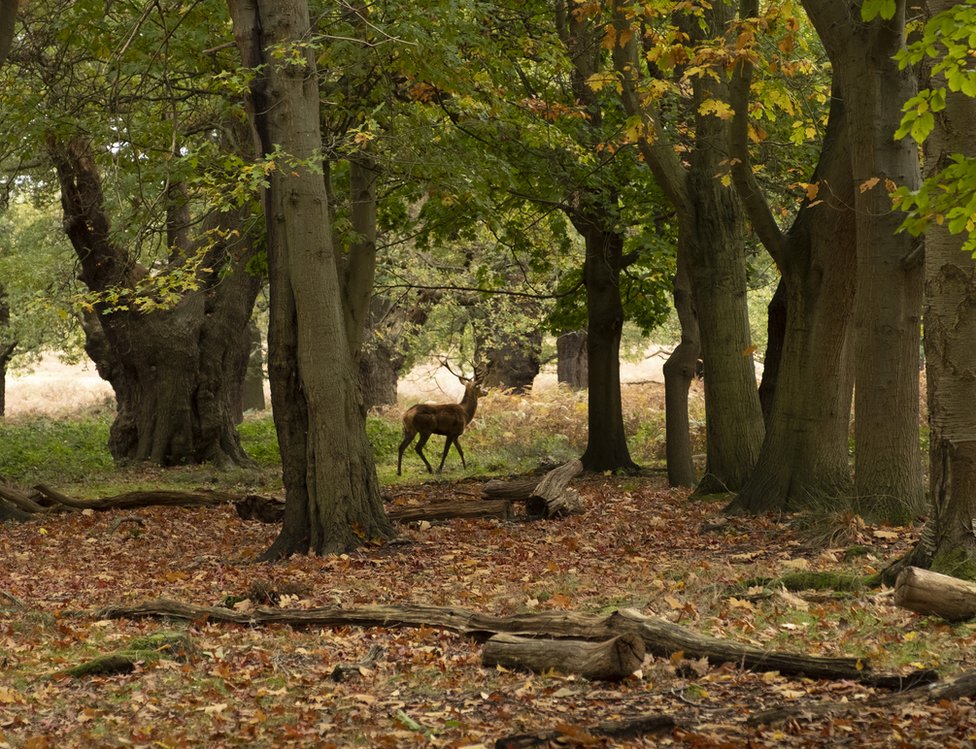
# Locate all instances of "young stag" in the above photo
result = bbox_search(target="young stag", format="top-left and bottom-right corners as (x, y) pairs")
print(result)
(397, 375), (483, 475)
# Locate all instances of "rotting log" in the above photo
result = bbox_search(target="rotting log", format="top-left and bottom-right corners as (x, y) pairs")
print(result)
(483, 459), (584, 518)
(97, 598), (934, 688)
(53, 631), (193, 679)
(34, 485), (236, 511)
(388, 499), (513, 523)
(495, 713), (676, 748)
(0, 485), (48, 514)
(482, 632), (643, 680)
(894, 566), (976, 622)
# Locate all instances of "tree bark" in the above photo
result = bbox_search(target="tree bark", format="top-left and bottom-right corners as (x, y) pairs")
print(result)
(0, 0), (16, 69)
(477, 327), (541, 394)
(802, 1), (924, 522)
(728, 79), (857, 513)
(662, 240), (700, 487)
(228, 0), (394, 557)
(577, 221), (639, 472)
(894, 566), (976, 622)
(48, 137), (260, 468)
(482, 632), (644, 681)
(0, 285), (14, 417)
(240, 320), (266, 415)
(556, 331), (587, 389)
(611, 0), (763, 491)
(901, 0), (976, 574)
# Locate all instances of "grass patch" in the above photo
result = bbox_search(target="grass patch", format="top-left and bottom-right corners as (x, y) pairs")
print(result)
(0, 414), (114, 485)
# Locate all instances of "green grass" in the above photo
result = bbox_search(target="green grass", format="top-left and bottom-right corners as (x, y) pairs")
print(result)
(0, 414), (114, 485)
(0, 380), (705, 493)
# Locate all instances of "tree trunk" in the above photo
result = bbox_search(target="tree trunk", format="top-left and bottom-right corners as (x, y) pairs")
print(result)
(757, 280), (786, 424)
(359, 338), (402, 408)
(683, 166), (764, 493)
(662, 239), (699, 488)
(578, 220), (638, 473)
(905, 0), (976, 575)
(49, 137), (260, 467)
(0, 0), (15, 69)
(729, 85), (857, 513)
(241, 320), (266, 415)
(477, 327), (541, 394)
(556, 330), (587, 389)
(803, 1), (924, 523)
(0, 285), (13, 417)
(482, 632), (644, 681)
(894, 566), (976, 622)
(228, 0), (394, 557)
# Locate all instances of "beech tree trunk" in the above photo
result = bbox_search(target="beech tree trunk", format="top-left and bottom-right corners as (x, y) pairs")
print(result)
(662, 240), (700, 488)
(901, 0), (976, 575)
(0, 285), (13, 417)
(611, 0), (762, 491)
(228, 0), (394, 557)
(803, 1), (924, 523)
(48, 137), (260, 467)
(477, 325), (541, 394)
(728, 78), (856, 513)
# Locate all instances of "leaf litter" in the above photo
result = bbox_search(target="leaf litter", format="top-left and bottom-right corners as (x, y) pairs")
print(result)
(1, 474), (976, 747)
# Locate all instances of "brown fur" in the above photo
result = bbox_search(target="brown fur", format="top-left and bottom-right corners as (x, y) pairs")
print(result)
(397, 378), (481, 475)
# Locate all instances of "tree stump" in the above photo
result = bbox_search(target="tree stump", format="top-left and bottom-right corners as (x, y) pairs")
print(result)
(481, 632), (644, 681)
(894, 566), (976, 621)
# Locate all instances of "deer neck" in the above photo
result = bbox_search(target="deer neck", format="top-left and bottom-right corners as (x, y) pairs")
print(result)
(460, 384), (479, 423)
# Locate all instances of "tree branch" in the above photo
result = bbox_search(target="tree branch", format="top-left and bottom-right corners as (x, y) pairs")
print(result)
(729, 0), (785, 269)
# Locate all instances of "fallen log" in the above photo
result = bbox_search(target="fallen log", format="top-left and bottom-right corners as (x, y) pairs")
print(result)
(495, 713), (676, 747)
(236, 494), (514, 524)
(52, 631), (193, 679)
(483, 459), (584, 518)
(0, 484), (47, 514)
(388, 499), (513, 523)
(750, 669), (976, 726)
(34, 485), (236, 511)
(97, 598), (933, 688)
(894, 565), (976, 622)
(482, 632), (644, 681)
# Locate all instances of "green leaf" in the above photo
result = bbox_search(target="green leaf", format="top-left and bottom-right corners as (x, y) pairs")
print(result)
(861, 0), (897, 22)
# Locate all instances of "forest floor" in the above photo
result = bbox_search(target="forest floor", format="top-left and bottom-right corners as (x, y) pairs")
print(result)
(3, 469), (976, 748)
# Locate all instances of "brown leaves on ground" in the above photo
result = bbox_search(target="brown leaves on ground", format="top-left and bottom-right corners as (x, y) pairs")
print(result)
(2, 475), (976, 748)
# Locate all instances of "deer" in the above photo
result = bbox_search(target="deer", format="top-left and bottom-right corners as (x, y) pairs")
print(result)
(397, 367), (485, 476)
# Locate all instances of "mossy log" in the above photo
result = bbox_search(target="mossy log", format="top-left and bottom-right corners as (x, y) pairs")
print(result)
(482, 632), (643, 680)
(54, 631), (193, 678)
(35, 485), (236, 511)
(894, 566), (976, 621)
(97, 598), (934, 688)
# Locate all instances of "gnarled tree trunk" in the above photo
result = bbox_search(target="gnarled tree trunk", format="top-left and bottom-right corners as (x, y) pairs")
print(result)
(49, 136), (260, 468)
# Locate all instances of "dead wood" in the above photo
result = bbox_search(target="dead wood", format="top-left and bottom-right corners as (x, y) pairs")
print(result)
(749, 669), (976, 726)
(237, 493), (514, 524)
(495, 713), (676, 747)
(34, 484), (236, 511)
(388, 499), (513, 523)
(482, 632), (643, 680)
(483, 460), (584, 518)
(894, 566), (976, 622)
(0, 484), (47, 514)
(97, 598), (932, 687)
(330, 643), (384, 682)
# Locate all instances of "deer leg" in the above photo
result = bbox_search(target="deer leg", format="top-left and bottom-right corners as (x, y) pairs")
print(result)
(453, 438), (466, 469)
(437, 435), (455, 473)
(414, 433), (434, 473)
(397, 429), (416, 476)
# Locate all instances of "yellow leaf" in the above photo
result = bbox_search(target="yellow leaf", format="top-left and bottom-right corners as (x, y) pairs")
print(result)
(802, 182), (820, 200)
(859, 177), (880, 193)
(884, 178), (897, 192)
